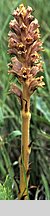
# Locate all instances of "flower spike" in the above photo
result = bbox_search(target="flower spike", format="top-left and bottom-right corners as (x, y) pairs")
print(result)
(8, 4), (44, 93)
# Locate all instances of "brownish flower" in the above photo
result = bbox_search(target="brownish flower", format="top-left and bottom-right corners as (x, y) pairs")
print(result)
(8, 4), (45, 95)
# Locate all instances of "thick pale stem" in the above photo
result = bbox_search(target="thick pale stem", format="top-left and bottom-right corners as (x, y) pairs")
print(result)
(19, 83), (31, 199)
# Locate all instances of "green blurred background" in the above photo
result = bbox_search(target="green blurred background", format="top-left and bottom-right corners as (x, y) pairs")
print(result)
(0, 0), (50, 199)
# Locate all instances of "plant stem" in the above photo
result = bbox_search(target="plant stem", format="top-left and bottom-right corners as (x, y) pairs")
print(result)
(19, 83), (31, 199)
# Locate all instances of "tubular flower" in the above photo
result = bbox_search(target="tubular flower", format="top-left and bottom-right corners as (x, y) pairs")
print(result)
(8, 4), (45, 95)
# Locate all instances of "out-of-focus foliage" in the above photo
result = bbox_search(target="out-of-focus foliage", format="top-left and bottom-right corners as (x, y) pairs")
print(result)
(0, 0), (50, 199)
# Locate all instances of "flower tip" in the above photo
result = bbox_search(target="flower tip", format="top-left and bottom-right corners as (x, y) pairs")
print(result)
(27, 6), (32, 13)
(19, 3), (24, 9)
(34, 18), (38, 25)
(19, 3), (26, 17)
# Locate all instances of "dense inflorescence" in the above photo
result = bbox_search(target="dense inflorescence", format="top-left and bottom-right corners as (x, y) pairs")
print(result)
(8, 4), (45, 95)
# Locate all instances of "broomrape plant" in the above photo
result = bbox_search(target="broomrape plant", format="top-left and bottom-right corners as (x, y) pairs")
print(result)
(8, 4), (45, 199)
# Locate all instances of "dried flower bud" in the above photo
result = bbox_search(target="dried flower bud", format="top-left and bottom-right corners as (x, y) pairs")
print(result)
(8, 4), (45, 95)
